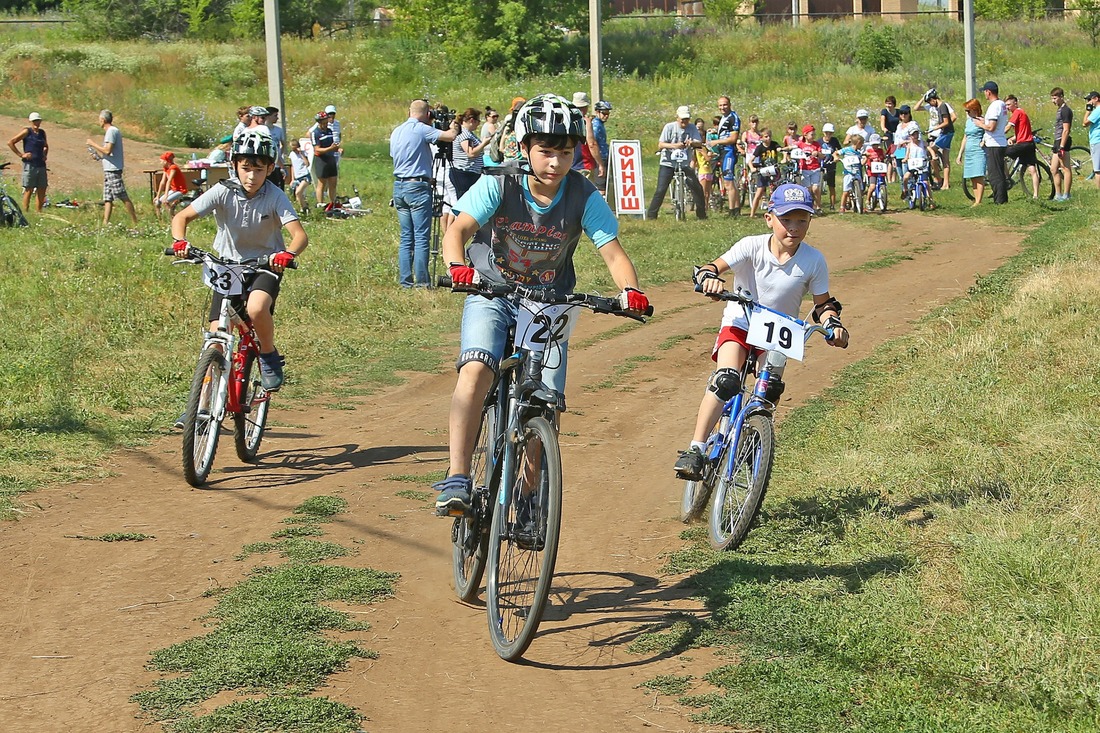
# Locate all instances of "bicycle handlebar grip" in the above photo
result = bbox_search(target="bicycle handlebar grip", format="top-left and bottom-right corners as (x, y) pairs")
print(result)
(438, 276), (453, 289)
(163, 247), (176, 256)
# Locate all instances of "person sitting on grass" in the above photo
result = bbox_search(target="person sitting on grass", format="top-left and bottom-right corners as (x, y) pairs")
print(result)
(673, 183), (848, 481)
(432, 93), (650, 516)
(170, 130), (307, 395)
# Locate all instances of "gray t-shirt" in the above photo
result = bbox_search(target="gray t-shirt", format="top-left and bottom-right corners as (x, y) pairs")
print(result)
(659, 121), (702, 168)
(101, 125), (124, 172)
(190, 180), (298, 262)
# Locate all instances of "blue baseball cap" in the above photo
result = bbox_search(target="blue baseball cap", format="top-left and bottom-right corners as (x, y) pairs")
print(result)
(768, 183), (815, 215)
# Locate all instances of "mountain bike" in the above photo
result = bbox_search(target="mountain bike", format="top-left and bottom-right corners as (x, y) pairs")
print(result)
(867, 161), (890, 212)
(442, 276), (651, 661)
(842, 155), (864, 214)
(907, 159), (933, 211)
(963, 133), (1054, 202)
(680, 287), (835, 551)
(0, 162), (29, 228)
(670, 165), (689, 221)
(1035, 128), (1093, 183)
(164, 245), (296, 486)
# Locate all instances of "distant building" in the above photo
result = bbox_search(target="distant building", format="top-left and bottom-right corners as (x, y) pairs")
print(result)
(609, 0), (925, 20)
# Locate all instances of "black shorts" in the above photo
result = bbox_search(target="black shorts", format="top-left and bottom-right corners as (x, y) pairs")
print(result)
(1005, 141), (1037, 168)
(207, 270), (281, 322)
(823, 164), (837, 188)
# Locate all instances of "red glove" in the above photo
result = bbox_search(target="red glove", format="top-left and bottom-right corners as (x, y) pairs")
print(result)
(271, 250), (296, 268)
(618, 287), (649, 313)
(449, 262), (476, 286)
(172, 239), (190, 257)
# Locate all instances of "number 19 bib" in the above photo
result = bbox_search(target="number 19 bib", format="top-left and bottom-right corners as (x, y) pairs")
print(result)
(746, 305), (806, 361)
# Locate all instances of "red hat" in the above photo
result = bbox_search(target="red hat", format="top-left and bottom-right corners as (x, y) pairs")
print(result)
(160, 151), (175, 162)
(801, 124), (815, 135)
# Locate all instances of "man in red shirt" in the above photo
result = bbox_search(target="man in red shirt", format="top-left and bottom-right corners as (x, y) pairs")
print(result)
(1004, 95), (1040, 199)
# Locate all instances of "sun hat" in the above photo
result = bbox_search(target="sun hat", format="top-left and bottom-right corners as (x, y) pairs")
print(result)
(28, 112), (42, 122)
(868, 133), (882, 145)
(325, 104), (337, 114)
(768, 183), (815, 216)
(571, 92), (590, 108)
(907, 121), (921, 135)
(248, 105), (269, 117)
(676, 105), (692, 119)
(822, 123), (835, 132)
(801, 124), (815, 135)
(160, 151), (175, 162)
(856, 108), (870, 118)
(980, 81), (999, 94)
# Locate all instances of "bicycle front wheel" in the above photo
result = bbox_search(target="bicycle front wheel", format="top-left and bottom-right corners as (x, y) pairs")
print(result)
(1068, 146), (1094, 182)
(672, 177), (685, 221)
(182, 348), (228, 487)
(708, 413), (775, 551)
(485, 415), (562, 661)
(851, 178), (863, 214)
(452, 402), (497, 602)
(233, 351), (271, 462)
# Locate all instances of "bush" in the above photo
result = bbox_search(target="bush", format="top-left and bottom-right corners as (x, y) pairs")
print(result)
(855, 23), (900, 72)
(974, 0), (1047, 19)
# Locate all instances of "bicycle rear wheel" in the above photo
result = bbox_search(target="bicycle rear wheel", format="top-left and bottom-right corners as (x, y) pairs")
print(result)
(708, 413), (775, 551)
(1068, 146), (1093, 182)
(233, 350), (271, 462)
(182, 348), (228, 487)
(452, 402), (497, 602)
(486, 415), (562, 661)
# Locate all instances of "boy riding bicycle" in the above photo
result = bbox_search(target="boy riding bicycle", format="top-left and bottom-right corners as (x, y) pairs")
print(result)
(434, 94), (650, 515)
(170, 130), (307, 393)
(673, 183), (848, 480)
(836, 133), (865, 213)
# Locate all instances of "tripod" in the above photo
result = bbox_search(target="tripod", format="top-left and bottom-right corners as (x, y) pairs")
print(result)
(428, 146), (452, 288)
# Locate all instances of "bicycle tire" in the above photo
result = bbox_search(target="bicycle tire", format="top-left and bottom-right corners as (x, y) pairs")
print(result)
(452, 401), (497, 602)
(0, 194), (28, 228)
(233, 350), (270, 462)
(182, 348), (227, 487)
(918, 182), (928, 211)
(672, 176), (685, 221)
(851, 178), (863, 214)
(879, 182), (889, 212)
(708, 412), (775, 551)
(1068, 146), (1093, 183)
(962, 174), (975, 202)
(486, 415), (562, 661)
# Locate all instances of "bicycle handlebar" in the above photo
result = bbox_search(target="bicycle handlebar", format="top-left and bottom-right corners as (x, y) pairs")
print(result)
(163, 244), (298, 270)
(438, 276), (653, 321)
(694, 284), (835, 341)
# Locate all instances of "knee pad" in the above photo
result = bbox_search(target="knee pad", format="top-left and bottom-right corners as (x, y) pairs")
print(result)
(707, 367), (742, 402)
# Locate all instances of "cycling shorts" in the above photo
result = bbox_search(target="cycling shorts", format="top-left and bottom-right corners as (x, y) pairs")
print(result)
(1005, 141), (1037, 168)
(712, 326), (761, 362)
(721, 147), (739, 181)
(208, 270), (280, 323)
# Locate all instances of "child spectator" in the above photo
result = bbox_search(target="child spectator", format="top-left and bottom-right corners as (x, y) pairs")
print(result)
(748, 128), (782, 218)
(288, 139), (312, 213)
(672, 183), (848, 481)
(794, 124), (823, 212)
(695, 117), (717, 208)
(153, 151), (189, 221)
(819, 123), (839, 210)
(432, 94), (649, 515)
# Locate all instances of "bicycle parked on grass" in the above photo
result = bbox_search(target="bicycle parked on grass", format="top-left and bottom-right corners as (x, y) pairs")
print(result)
(0, 162), (29, 228)
(867, 160), (890, 212)
(963, 128), (1067, 202)
(165, 245), (296, 486)
(443, 277), (650, 661)
(681, 287), (836, 551)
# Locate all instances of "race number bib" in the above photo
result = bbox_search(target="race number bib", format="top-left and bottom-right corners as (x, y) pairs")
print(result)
(790, 147), (807, 160)
(203, 263), (247, 296)
(843, 155), (862, 170)
(870, 161), (889, 174)
(746, 305), (806, 361)
(515, 300), (580, 351)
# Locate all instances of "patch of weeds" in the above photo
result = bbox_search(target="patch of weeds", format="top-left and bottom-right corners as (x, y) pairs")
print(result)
(395, 489), (432, 502)
(171, 695), (362, 733)
(288, 496), (348, 523)
(849, 248), (914, 272)
(270, 525), (323, 539)
(237, 539), (350, 563)
(571, 320), (644, 350)
(584, 355), (658, 391)
(638, 674), (694, 695)
(658, 333), (693, 350)
(379, 514), (399, 521)
(325, 403), (358, 411)
(627, 612), (709, 655)
(66, 532), (154, 541)
(385, 470), (445, 484)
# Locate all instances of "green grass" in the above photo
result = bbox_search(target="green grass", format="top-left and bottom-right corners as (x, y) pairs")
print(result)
(65, 531), (155, 541)
(133, 496), (398, 732)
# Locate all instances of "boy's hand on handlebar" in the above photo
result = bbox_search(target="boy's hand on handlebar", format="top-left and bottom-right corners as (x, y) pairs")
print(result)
(448, 262), (477, 287)
(823, 316), (849, 349)
(271, 250), (296, 271)
(172, 239), (190, 258)
(618, 287), (649, 314)
(697, 275), (726, 297)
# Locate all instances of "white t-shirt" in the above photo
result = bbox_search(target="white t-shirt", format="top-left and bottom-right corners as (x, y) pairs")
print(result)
(983, 99), (1008, 147)
(190, 180), (299, 262)
(717, 233), (831, 331)
(290, 150), (310, 181)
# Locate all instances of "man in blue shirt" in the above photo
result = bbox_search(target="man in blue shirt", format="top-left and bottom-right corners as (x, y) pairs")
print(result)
(390, 100), (459, 287)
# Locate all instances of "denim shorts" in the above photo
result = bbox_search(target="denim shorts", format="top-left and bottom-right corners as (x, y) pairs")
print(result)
(457, 294), (569, 398)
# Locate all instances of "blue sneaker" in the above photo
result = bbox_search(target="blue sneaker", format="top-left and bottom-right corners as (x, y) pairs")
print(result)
(434, 474), (472, 516)
(513, 492), (544, 551)
(258, 351), (284, 391)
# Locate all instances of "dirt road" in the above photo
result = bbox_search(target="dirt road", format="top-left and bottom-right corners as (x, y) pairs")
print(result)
(0, 213), (1022, 732)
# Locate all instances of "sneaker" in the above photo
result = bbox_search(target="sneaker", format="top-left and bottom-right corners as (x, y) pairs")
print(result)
(173, 412), (186, 429)
(434, 474), (473, 516)
(258, 351), (284, 391)
(513, 492), (543, 551)
(673, 447), (706, 480)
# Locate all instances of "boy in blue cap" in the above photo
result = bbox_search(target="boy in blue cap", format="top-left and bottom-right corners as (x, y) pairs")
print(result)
(673, 183), (848, 479)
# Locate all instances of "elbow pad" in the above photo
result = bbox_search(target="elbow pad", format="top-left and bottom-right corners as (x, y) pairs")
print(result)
(811, 297), (843, 323)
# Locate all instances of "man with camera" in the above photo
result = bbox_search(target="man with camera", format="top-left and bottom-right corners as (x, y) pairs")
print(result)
(1084, 91), (1100, 192)
(390, 99), (460, 288)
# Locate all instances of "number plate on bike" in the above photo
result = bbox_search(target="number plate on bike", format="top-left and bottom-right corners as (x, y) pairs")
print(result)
(515, 300), (580, 351)
(203, 263), (247, 296)
(746, 306), (805, 361)
(843, 155), (862, 170)
(870, 161), (889, 174)
(790, 148), (807, 160)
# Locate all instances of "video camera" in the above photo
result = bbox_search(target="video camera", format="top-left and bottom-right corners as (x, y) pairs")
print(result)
(429, 104), (456, 131)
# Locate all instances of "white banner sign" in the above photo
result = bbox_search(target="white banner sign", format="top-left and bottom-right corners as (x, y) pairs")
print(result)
(609, 139), (646, 218)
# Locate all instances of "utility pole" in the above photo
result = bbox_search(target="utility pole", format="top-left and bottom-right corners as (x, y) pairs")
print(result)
(590, 0), (603, 104)
(963, 0), (976, 100)
(264, 0), (286, 126)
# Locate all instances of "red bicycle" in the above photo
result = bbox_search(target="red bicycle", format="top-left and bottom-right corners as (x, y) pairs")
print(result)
(165, 245), (295, 486)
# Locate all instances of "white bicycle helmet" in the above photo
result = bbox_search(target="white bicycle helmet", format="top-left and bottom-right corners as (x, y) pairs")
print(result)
(232, 130), (276, 163)
(514, 94), (586, 145)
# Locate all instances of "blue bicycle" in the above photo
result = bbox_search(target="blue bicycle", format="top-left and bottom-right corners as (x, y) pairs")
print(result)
(907, 158), (934, 211)
(681, 287), (835, 551)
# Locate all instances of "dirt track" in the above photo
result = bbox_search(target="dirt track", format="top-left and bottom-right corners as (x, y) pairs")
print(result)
(0, 212), (1022, 732)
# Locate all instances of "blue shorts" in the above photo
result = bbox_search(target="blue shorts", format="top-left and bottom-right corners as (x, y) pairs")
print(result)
(721, 147), (739, 181)
(933, 132), (954, 151)
(457, 294), (568, 399)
